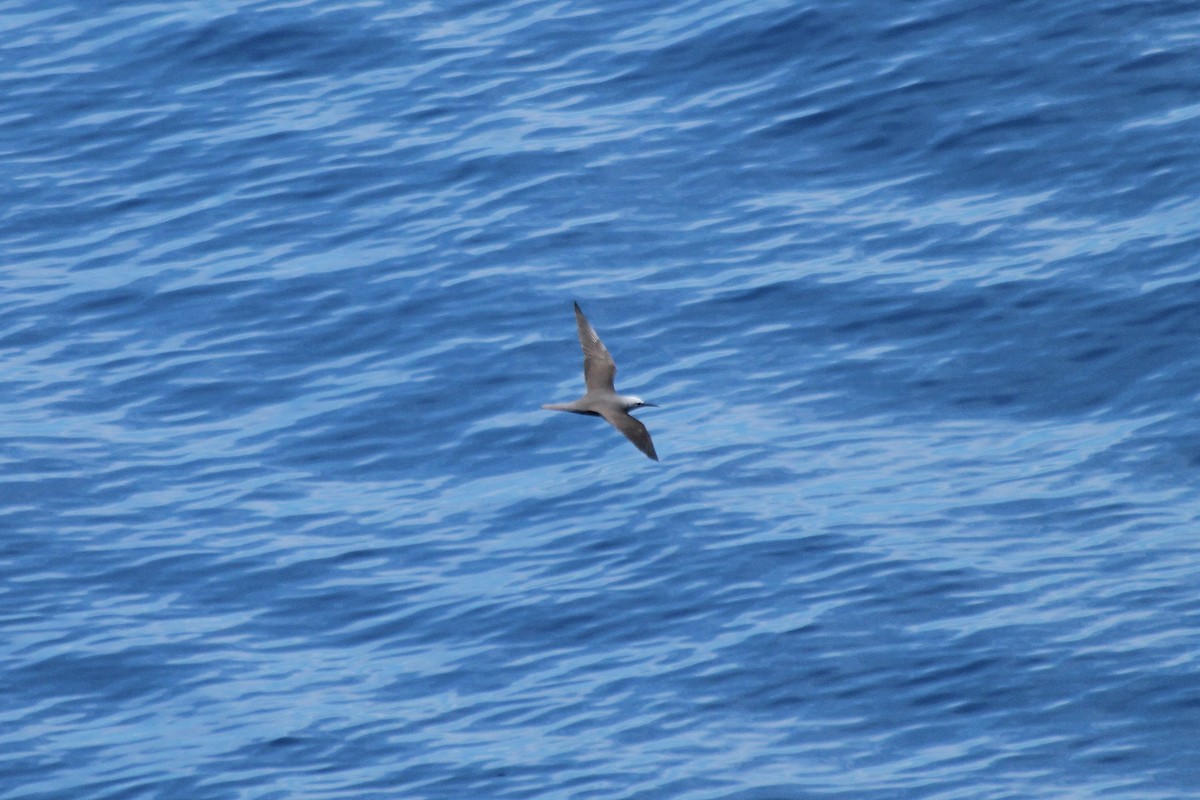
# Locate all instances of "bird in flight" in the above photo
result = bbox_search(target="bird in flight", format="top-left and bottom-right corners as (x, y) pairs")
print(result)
(542, 302), (660, 461)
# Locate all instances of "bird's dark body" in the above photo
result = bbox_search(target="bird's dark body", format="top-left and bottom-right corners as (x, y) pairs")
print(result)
(541, 302), (660, 461)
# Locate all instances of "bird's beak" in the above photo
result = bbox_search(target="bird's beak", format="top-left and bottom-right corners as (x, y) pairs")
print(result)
(643, 402), (659, 407)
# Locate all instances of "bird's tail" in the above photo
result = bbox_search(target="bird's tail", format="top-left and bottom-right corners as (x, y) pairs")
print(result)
(541, 403), (575, 411)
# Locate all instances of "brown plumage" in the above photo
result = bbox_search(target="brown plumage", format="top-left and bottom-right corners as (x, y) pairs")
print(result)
(542, 302), (660, 461)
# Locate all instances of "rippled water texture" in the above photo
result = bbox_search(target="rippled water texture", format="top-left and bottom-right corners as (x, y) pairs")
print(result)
(3, 0), (1200, 798)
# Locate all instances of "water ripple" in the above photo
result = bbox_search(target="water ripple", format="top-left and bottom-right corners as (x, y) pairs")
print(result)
(3, 0), (1200, 798)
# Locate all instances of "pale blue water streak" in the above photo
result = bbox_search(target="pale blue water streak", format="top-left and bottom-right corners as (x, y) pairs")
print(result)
(2, 0), (1200, 798)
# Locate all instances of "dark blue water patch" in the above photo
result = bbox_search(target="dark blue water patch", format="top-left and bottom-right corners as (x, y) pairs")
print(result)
(702, 272), (1200, 428)
(722, 0), (1200, 217)
(1096, 411), (1200, 487)
(9, 644), (205, 712)
(628, 6), (847, 89)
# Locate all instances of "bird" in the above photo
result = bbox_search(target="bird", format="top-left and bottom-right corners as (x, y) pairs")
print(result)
(542, 302), (660, 461)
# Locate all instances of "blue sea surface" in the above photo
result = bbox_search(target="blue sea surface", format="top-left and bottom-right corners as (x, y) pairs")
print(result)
(3, 0), (1200, 797)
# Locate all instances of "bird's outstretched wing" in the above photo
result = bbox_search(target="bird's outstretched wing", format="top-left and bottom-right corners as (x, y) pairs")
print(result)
(600, 409), (659, 461)
(574, 302), (616, 393)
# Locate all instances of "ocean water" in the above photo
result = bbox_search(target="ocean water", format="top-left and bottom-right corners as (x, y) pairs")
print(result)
(3, 0), (1200, 797)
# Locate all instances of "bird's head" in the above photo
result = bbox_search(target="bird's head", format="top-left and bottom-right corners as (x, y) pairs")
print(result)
(622, 395), (658, 411)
